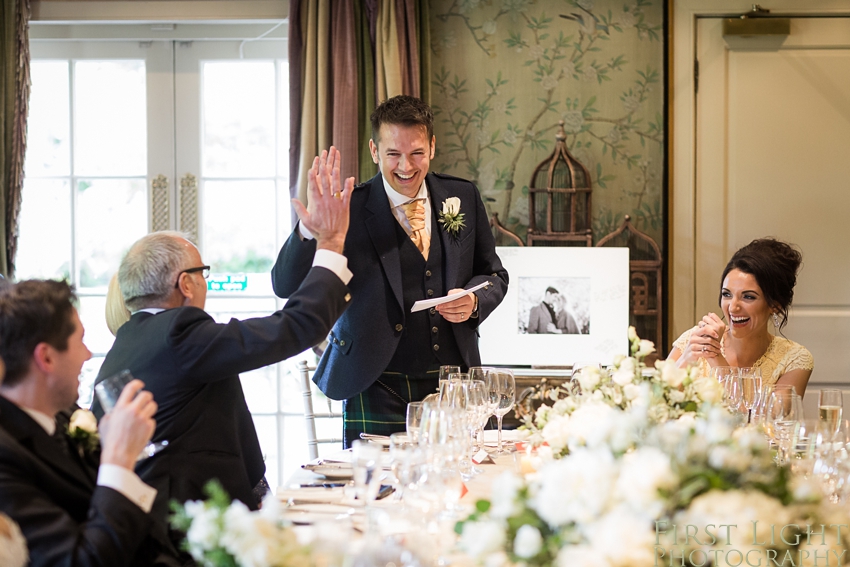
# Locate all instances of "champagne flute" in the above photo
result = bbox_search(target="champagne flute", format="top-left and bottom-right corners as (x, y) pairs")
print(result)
(94, 370), (168, 461)
(739, 367), (762, 422)
(819, 389), (844, 435)
(406, 401), (424, 443)
(487, 370), (515, 453)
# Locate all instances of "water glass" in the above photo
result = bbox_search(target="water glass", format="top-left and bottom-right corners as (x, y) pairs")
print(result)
(352, 440), (383, 504)
(94, 369), (168, 461)
(405, 402), (424, 443)
(819, 389), (844, 435)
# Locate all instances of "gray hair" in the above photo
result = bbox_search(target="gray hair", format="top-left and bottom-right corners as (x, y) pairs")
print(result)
(119, 231), (196, 311)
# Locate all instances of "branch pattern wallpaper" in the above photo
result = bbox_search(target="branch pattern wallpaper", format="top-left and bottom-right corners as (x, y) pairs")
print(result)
(428, 0), (664, 248)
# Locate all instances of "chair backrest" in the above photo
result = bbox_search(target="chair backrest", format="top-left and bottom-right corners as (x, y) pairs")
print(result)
(297, 360), (342, 460)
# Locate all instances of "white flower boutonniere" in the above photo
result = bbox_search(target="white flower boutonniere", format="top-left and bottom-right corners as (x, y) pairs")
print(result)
(438, 197), (466, 239)
(67, 409), (100, 456)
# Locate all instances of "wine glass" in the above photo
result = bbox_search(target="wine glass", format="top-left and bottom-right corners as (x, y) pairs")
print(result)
(738, 367), (762, 422)
(766, 389), (803, 465)
(94, 370), (168, 461)
(406, 402), (424, 443)
(438, 365), (461, 392)
(352, 440), (383, 504)
(486, 370), (515, 453)
(720, 369), (742, 413)
(819, 389), (844, 435)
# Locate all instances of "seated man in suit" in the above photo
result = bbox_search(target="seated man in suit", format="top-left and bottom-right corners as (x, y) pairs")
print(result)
(0, 279), (181, 567)
(94, 151), (353, 551)
(272, 95), (509, 447)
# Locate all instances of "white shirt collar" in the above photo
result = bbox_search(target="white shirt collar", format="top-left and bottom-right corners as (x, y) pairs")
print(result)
(21, 407), (56, 435)
(133, 308), (166, 315)
(381, 175), (429, 207)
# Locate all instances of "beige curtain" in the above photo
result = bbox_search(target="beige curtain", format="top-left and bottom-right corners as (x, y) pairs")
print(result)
(0, 0), (30, 278)
(290, 0), (429, 204)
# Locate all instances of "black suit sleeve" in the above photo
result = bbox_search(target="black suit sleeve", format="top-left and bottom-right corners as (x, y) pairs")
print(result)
(0, 465), (153, 567)
(270, 225), (318, 298)
(169, 266), (349, 384)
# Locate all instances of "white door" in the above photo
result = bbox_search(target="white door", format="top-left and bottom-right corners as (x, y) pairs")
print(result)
(690, 16), (850, 386)
(20, 31), (321, 489)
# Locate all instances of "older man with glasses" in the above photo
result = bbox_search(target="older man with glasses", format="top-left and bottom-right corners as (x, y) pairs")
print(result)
(94, 153), (353, 559)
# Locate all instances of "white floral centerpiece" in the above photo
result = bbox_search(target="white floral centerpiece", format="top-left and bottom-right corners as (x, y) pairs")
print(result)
(170, 481), (311, 567)
(458, 409), (847, 567)
(523, 327), (723, 458)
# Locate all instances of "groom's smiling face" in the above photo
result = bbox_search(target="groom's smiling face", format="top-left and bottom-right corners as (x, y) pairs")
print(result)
(369, 123), (436, 199)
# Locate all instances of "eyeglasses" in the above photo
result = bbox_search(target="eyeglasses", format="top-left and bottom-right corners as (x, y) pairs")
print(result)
(174, 265), (210, 288)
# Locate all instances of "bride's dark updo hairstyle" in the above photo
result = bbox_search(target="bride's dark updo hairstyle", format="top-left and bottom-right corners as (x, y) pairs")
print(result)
(719, 238), (802, 331)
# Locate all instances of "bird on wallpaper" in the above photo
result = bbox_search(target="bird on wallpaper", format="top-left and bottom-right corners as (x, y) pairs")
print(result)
(559, 8), (608, 35)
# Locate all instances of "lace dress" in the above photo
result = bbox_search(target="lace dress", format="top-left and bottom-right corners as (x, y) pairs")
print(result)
(672, 328), (814, 385)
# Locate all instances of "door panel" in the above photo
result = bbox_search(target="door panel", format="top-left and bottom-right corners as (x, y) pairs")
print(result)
(696, 17), (850, 385)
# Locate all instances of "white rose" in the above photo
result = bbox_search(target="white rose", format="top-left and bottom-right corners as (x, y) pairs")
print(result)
(531, 447), (616, 526)
(584, 507), (658, 567)
(623, 383), (642, 401)
(460, 520), (505, 558)
(557, 545), (598, 567)
(636, 340), (656, 358)
(490, 472), (524, 519)
(576, 366), (601, 391)
(616, 447), (675, 517)
(667, 390), (685, 404)
(513, 525), (543, 558)
(656, 360), (686, 388)
(442, 197), (461, 216)
(692, 376), (722, 403)
(69, 409), (98, 435)
(185, 504), (221, 558)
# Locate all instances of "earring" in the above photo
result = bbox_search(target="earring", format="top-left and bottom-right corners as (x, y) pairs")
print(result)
(772, 313), (780, 328)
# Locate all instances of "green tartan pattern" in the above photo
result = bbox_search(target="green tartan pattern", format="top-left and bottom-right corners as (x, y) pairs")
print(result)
(342, 370), (439, 448)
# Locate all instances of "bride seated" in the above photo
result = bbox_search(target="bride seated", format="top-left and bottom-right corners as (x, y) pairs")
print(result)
(667, 238), (813, 396)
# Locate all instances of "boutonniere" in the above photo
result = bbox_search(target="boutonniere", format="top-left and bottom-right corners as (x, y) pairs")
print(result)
(438, 197), (466, 239)
(66, 409), (100, 456)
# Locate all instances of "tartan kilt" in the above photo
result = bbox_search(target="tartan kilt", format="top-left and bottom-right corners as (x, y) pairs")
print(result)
(342, 370), (439, 448)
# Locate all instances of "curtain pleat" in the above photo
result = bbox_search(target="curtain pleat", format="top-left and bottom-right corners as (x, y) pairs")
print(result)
(416, 0), (431, 105)
(0, 0), (30, 278)
(331, 0), (359, 183)
(288, 0), (304, 224)
(289, 0), (428, 198)
(376, 0), (402, 102)
(356, 0), (378, 181)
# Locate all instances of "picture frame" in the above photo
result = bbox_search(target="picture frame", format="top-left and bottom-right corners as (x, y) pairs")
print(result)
(479, 247), (630, 366)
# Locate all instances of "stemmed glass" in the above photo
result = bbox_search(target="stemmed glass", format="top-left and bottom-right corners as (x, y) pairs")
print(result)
(486, 369), (515, 453)
(406, 401), (424, 443)
(717, 368), (742, 414)
(739, 367), (763, 423)
(94, 369), (168, 461)
(819, 389), (844, 435)
(765, 389), (804, 465)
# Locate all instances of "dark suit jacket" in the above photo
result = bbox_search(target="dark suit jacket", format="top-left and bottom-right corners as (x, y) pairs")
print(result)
(271, 172), (509, 400)
(0, 396), (176, 567)
(528, 302), (555, 334)
(95, 267), (349, 539)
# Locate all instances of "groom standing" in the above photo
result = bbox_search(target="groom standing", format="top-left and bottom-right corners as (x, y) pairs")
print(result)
(272, 95), (509, 447)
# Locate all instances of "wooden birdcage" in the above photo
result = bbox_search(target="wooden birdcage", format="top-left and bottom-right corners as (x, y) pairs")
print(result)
(526, 121), (593, 247)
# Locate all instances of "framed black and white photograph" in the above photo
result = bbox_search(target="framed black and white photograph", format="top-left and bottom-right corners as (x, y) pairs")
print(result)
(479, 247), (629, 366)
(519, 277), (590, 335)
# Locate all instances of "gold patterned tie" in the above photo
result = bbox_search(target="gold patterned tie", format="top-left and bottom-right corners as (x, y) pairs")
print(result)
(400, 199), (430, 260)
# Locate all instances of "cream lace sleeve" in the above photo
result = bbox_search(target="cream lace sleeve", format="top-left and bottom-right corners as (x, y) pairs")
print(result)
(671, 328), (692, 354)
(781, 342), (814, 373)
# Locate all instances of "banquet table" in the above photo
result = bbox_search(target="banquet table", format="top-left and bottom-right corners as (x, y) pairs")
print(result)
(276, 432), (523, 564)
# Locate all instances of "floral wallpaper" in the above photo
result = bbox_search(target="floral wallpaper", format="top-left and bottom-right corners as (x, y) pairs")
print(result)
(429, 0), (664, 248)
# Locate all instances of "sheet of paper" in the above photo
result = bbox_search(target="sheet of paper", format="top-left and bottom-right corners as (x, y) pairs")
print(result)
(410, 281), (490, 312)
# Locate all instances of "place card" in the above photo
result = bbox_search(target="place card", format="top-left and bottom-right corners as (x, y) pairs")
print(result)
(472, 449), (494, 464)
